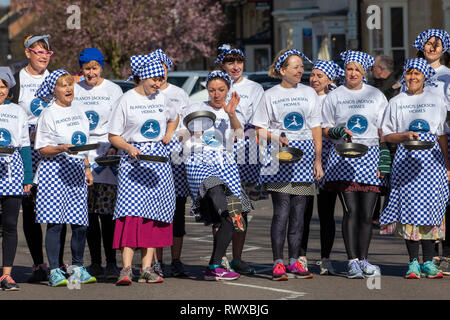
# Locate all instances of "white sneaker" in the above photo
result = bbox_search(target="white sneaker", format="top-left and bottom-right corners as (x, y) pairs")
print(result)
(317, 258), (336, 275)
(298, 256), (308, 271)
(359, 259), (381, 277)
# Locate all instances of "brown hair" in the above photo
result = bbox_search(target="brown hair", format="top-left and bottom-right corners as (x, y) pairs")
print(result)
(207, 76), (230, 90)
(23, 35), (50, 50)
(81, 60), (103, 70)
(268, 49), (301, 79)
(220, 51), (245, 67)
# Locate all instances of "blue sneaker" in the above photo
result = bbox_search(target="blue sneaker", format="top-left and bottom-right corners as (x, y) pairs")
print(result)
(70, 266), (97, 284)
(49, 268), (68, 287)
(359, 259), (381, 277)
(347, 260), (364, 279)
(405, 259), (421, 279)
(421, 261), (443, 279)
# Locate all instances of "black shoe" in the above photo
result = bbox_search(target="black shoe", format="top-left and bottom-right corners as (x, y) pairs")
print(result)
(230, 259), (255, 275)
(1, 275), (20, 291)
(171, 259), (187, 277)
(27, 264), (49, 283)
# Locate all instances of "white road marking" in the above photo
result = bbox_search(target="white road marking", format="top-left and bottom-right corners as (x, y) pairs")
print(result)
(223, 282), (307, 300)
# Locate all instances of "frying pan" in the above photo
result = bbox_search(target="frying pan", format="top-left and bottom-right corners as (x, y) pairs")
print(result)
(183, 110), (216, 131)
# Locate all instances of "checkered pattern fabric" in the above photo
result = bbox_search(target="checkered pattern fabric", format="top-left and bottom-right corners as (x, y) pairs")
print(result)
(152, 48), (173, 70)
(259, 139), (315, 184)
(34, 69), (70, 101)
(233, 139), (261, 184)
(275, 49), (312, 73)
(340, 50), (375, 73)
(0, 150), (24, 196)
(114, 142), (175, 223)
(323, 143), (386, 187)
(166, 138), (190, 197)
(185, 148), (242, 201)
(413, 29), (450, 52)
(214, 44), (245, 65)
(206, 70), (232, 87)
(318, 138), (334, 189)
(29, 139), (41, 175)
(380, 133), (448, 226)
(400, 58), (437, 88)
(127, 54), (165, 81)
(312, 60), (345, 81)
(35, 155), (88, 225)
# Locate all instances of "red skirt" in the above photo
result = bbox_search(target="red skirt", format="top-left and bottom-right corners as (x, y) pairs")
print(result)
(113, 216), (173, 249)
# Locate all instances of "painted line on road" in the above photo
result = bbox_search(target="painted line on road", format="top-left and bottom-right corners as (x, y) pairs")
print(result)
(185, 215), (253, 225)
(222, 282), (307, 300)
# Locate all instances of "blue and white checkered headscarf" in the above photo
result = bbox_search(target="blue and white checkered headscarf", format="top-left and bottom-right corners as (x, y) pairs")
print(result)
(413, 29), (450, 52)
(152, 48), (173, 70)
(214, 44), (245, 65)
(340, 50), (375, 73)
(205, 70), (232, 87)
(127, 53), (165, 81)
(400, 58), (437, 89)
(25, 34), (51, 49)
(275, 49), (312, 74)
(35, 69), (70, 101)
(312, 60), (345, 81)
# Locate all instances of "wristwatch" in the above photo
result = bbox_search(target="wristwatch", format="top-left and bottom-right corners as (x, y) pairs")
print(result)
(84, 164), (92, 169)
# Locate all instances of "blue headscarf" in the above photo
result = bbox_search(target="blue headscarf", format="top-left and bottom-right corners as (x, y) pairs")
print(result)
(78, 48), (105, 68)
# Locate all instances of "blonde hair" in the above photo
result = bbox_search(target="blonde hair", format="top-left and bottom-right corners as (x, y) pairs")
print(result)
(81, 60), (103, 70)
(345, 61), (366, 79)
(23, 35), (50, 50)
(55, 73), (74, 87)
(268, 49), (302, 79)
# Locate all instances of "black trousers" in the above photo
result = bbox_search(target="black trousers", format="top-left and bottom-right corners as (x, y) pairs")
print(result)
(1, 196), (21, 267)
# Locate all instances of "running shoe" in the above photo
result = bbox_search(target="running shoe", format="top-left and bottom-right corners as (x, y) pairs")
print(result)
(49, 268), (68, 287)
(421, 261), (443, 279)
(152, 261), (164, 278)
(272, 263), (288, 281)
(105, 263), (120, 280)
(204, 267), (240, 281)
(171, 259), (187, 278)
(0, 275), (19, 291)
(27, 263), (48, 283)
(405, 259), (421, 279)
(347, 260), (364, 279)
(87, 263), (104, 278)
(220, 256), (235, 272)
(227, 195), (246, 232)
(286, 261), (313, 279)
(359, 259), (381, 278)
(116, 267), (133, 286)
(439, 257), (450, 276)
(138, 267), (163, 283)
(74, 266), (97, 284)
(317, 258), (336, 275)
(298, 257), (309, 271)
(230, 259), (255, 275)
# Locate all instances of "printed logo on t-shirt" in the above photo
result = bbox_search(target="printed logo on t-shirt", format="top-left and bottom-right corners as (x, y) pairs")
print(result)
(283, 112), (304, 131)
(85, 111), (99, 130)
(140, 119), (160, 139)
(347, 115), (368, 134)
(71, 131), (87, 146)
(202, 131), (222, 147)
(0, 128), (12, 146)
(409, 119), (430, 132)
(30, 98), (48, 116)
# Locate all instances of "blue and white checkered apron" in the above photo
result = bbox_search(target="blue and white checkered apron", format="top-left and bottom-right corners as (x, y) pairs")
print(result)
(35, 155), (88, 225)
(185, 148), (242, 200)
(323, 143), (385, 186)
(318, 138), (334, 189)
(114, 141), (175, 223)
(29, 125), (42, 175)
(260, 139), (315, 184)
(166, 137), (190, 197)
(234, 138), (261, 184)
(0, 150), (24, 196)
(380, 133), (448, 226)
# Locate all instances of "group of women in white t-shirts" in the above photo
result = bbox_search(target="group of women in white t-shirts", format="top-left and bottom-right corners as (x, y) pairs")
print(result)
(0, 28), (449, 291)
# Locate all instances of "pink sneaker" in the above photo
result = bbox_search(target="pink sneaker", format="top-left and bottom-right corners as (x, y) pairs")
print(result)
(204, 267), (240, 281)
(286, 261), (313, 279)
(272, 263), (288, 281)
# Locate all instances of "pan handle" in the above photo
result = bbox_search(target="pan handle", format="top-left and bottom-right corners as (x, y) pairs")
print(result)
(280, 132), (288, 147)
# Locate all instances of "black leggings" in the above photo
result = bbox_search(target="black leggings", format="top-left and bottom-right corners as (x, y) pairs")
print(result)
(406, 240), (435, 263)
(86, 212), (116, 265)
(1, 196), (21, 267)
(270, 192), (307, 261)
(22, 188), (66, 266)
(300, 191), (337, 258)
(173, 197), (187, 238)
(338, 191), (379, 260)
(201, 185), (234, 266)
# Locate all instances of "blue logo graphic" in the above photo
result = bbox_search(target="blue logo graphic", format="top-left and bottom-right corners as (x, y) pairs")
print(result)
(0, 128), (12, 146)
(85, 111), (99, 131)
(409, 119), (430, 133)
(30, 98), (48, 116)
(140, 120), (160, 139)
(202, 131), (222, 147)
(283, 112), (304, 131)
(347, 115), (368, 134)
(71, 131), (87, 146)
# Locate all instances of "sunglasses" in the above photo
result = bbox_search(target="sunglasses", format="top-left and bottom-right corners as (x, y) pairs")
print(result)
(28, 47), (54, 56)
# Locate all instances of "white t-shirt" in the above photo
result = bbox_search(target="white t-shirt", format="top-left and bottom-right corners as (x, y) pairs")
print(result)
(321, 84), (388, 146)
(229, 78), (264, 125)
(108, 89), (178, 143)
(17, 68), (50, 126)
(381, 91), (447, 136)
(159, 83), (190, 130)
(252, 83), (321, 141)
(0, 103), (30, 148)
(73, 79), (123, 184)
(34, 102), (90, 159)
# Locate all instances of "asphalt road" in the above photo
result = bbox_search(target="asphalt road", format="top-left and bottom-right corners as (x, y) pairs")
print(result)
(1, 195), (449, 302)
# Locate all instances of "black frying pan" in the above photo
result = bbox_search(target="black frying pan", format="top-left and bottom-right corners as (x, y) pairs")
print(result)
(183, 110), (216, 132)
(402, 140), (434, 151)
(271, 132), (303, 164)
(335, 136), (368, 158)
(68, 143), (99, 152)
(95, 155), (121, 166)
(0, 146), (15, 155)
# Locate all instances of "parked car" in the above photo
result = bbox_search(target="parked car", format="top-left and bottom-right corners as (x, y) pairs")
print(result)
(167, 71), (209, 96)
(111, 79), (136, 93)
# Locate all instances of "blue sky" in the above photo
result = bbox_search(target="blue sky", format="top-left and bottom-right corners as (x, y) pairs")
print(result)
(0, 0), (9, 6)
